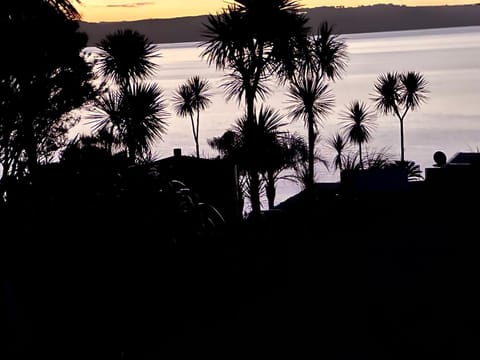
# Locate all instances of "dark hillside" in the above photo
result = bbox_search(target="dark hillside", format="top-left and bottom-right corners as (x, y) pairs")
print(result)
(80, 4), (480, 46)
(306, 4), (480, 33)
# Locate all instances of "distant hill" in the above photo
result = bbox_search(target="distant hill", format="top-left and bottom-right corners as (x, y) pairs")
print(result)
(80, 4), (480, 46)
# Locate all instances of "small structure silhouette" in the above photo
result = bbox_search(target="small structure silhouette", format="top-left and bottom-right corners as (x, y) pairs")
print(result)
(433, 150), (447, 167)
(425, 151), (480, 199)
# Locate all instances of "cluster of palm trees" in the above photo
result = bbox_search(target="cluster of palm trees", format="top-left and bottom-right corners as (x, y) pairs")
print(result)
(201, 0), (348, 213)
(79, 0), (350, 214)
(88, 29), (168, 164)
(79, 29), (214, 165)
(327, 71), (428, 177)
(1, 0), (430, 215)
(208, 106), (309, 210)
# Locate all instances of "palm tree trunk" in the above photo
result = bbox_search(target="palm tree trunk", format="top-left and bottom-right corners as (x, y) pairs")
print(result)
(399, 118), (405, 163)
(246, 91), (255, 124)
(249, 172), (261, 214)
(359, 142), (363, 170)
(266, 171), (276, 210)
(189, 114), (198, 158)
(245, 90), (261, 215)
(307, 115), (315, 191)
(195, 111), (200, 158)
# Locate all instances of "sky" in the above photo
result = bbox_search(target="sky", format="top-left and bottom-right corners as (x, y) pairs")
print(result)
(78, 0), (478, 22)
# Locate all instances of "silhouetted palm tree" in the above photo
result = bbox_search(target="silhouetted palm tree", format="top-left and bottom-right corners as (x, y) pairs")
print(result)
(201, 0), (310, 92)
(262, 132), (309, 209)
(299, 22), (348, 81)
(93, 30), (167, 164)
(341, 100), (376, 169)
(233, 106), (284, 211)
(372, 71), (428, 163)
(92, 83), (168, 163)
(209, 106), (304, 210)
(327, 132), (350, 172)
(287, 76), (334, 190)
(286, 21), (347, 193)
(172, 76), (212, 158)
(96, 29), (159, 88)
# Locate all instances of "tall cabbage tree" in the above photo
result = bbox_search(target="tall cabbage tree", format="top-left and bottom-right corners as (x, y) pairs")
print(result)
(172, 76), (212, 158)
(287, 22), (348, 191)
(287, 76), (335, 190)
(341, 100), (376, 169)
(372, 71), (428, 163)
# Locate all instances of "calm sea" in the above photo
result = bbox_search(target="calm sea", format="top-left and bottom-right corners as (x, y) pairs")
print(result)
(76, 25), (480, 206)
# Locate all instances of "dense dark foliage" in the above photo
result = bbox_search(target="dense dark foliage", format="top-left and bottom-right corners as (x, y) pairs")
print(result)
(0, 0), (95, 195)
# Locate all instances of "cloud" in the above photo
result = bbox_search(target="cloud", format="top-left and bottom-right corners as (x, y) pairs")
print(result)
(106, 2), (154, 8)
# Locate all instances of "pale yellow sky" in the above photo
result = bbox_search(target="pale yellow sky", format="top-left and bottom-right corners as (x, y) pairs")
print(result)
(78, 0), (477, 22)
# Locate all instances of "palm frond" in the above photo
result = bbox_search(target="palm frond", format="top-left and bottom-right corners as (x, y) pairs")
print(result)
(49, 0), (81, 20)
(340, 100), (376, 145)
(399, 71), (429, 111)
(172, 84), (194, 118)
(96, 29), (160, 86)
(372, 72), (401, 115)
(364, 147), (394, 169)
(388, 160), (424, 181)
(121, 82), (169, 152)
(327, 132), (350, 171)
(201, 10), (249, 70)
(221, 70), (271, 104)
(89, 90), (122, 132)
(342, 153), (362, 171)
(287, 75), (335, 129)
(311, 22), (348, 81)
(187, 76), (212, 111)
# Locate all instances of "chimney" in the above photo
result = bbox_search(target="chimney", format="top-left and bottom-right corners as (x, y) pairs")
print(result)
(173, 148), (182, 157)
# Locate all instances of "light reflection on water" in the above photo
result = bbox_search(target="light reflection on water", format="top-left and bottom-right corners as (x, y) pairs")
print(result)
(73, 26), (480, 207)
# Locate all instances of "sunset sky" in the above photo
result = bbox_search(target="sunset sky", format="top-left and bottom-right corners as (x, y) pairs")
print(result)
(78, 1), (477, 22)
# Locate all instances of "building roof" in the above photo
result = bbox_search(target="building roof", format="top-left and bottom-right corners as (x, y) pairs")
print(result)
(447, 152), (480, 166)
